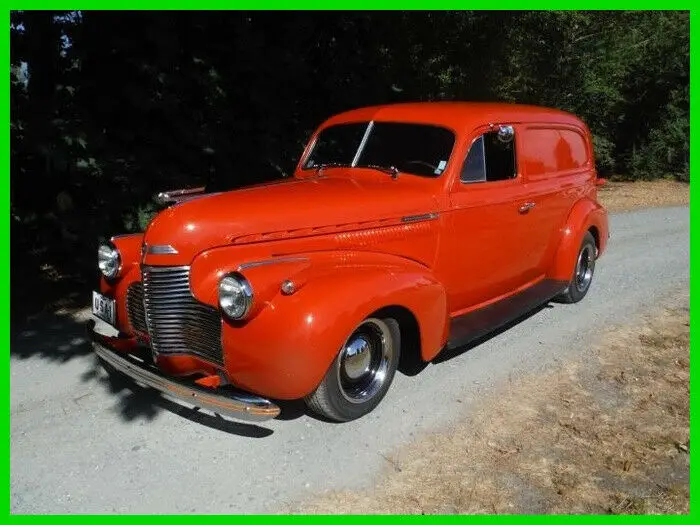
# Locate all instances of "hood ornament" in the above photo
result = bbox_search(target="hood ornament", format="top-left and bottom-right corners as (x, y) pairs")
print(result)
(155, 186), (207, 206)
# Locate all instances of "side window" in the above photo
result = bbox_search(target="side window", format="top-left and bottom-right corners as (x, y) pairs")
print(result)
(460, 128), (517, 183)
(461, 136), (486, 182)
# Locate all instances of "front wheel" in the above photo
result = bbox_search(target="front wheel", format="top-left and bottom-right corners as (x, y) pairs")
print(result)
(556, 231), (597, 304)
(305, 317), (401, 422)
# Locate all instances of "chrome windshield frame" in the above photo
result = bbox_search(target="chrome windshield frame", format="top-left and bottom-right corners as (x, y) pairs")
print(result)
(350, 121), (374, 167)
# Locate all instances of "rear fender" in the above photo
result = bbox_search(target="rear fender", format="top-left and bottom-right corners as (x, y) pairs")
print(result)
(550, 198), (609, 282)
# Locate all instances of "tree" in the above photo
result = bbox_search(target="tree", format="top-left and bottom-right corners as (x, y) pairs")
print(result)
(10, 10), (690, 323)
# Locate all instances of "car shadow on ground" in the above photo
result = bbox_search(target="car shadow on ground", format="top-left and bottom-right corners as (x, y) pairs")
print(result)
(11, 300), (555, 436)
(80, 354), (276, 438)
(11, 310), (282, 437)
(11, 309), (94, 363)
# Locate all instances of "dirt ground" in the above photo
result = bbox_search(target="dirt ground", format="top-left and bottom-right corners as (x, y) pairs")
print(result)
(298, 293), (690, 514)
(597, 180), (689, 213)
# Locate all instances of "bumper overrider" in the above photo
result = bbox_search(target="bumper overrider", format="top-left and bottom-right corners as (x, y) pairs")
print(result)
(87, 319), (280, 422)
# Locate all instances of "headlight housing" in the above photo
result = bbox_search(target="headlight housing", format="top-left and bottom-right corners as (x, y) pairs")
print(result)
(218, 272), (253, 320)
(97, 242), (121, 279)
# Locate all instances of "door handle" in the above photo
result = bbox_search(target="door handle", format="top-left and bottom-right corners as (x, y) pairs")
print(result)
(519, 202), (536, 214)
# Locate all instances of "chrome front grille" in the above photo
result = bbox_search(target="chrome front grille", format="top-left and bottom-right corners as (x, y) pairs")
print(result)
(126, 282), (147, 333)
(142, 266), (224, 366)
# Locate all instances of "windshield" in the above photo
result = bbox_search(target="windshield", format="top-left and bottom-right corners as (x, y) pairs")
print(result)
(303, 121), (455, 177)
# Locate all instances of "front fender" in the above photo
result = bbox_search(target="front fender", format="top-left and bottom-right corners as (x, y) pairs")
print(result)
(549, 198), (609, 282)
(189, 247), (312, 318)
(99, 233), (144, 335)
(196, 250), (447, 400)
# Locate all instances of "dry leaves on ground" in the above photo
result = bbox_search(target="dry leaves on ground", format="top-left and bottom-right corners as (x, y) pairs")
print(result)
(297, 294), (689, 514)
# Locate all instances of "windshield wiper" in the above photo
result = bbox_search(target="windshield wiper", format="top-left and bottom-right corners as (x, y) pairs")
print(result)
(358, 164), (400, 179)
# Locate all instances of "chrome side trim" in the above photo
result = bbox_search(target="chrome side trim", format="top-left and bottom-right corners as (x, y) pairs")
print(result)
(110, 233), (141, 241)
(351, 120), (374, 167)
(401, 212), (440, 223)
(144, 264), (190, 273)
(147, 244), (179, 255)
(237, 256), (309, 271)
(89, 328), (280, 422)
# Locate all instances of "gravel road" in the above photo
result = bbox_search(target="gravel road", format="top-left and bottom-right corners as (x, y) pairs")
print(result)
(10, 206), (689, 514)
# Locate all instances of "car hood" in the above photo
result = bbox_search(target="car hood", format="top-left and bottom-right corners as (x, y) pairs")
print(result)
(142, 173), (441, 264)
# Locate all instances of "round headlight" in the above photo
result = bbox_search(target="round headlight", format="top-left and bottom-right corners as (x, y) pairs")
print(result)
(218, 273), (253, 320)
(97, 242), (121, 278)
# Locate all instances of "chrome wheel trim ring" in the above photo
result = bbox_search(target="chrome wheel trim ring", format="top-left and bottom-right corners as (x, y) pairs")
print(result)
(336, 318), (394, 404)
(575, 244), (595, 293)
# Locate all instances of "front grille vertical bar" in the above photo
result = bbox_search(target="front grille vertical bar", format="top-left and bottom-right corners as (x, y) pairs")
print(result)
(141, 266), (224, 366)
(125, 282), (147, 334)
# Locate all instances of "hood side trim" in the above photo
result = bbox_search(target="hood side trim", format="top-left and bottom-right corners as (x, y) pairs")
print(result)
(230, 213), (440, 246)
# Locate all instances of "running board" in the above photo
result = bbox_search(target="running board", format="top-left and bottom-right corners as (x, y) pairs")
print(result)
(447, 279), (568, 349)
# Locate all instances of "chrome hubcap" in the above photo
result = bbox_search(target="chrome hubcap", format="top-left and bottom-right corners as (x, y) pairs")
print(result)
(575, 244), (594, 292)
(337, 318), (393, 404)
(342, 336), (372, 380)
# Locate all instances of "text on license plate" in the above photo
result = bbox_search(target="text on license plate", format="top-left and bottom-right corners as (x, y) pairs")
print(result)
(92, 291), (116, 326)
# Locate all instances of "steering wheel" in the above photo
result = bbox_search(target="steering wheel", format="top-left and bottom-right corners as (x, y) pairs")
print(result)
(403, 160), (439, 172)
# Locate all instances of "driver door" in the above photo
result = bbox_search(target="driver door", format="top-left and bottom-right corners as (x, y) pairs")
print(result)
(439, 125), (542, 314)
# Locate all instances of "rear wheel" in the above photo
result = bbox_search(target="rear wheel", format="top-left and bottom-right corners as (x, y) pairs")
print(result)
(556, 231), (597, 304)
(305, 317), (400, 422)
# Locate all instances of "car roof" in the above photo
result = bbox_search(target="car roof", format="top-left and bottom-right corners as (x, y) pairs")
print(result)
(321, 101), (588, 133)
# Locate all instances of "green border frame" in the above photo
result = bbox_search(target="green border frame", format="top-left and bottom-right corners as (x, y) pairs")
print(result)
(4, 2), (698, 9)
(692, 6), (697, 522)
(5, 5), (695, 519)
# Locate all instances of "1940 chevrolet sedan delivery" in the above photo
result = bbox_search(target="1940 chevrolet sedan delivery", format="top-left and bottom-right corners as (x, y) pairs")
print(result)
(89, 102), (609, 422)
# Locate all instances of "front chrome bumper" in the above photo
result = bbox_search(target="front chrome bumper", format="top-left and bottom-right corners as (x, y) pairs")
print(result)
(87, 320), (280, 422)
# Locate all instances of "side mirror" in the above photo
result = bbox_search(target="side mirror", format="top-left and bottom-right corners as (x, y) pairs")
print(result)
(497, 125), (514, 144)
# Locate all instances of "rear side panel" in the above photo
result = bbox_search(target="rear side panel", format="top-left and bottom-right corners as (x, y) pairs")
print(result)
(518, 123), (598, 276)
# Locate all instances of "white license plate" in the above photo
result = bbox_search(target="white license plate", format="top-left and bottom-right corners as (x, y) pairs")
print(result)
(92, 291), (116, 326)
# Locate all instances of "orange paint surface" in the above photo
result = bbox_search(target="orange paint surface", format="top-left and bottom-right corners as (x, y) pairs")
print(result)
(99, 102), (608, 400)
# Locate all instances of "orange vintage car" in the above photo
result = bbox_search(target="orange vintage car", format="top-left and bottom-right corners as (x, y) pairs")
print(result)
(88, 102), (609, 422)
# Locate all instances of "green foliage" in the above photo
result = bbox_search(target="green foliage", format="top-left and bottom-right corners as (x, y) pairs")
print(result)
(9, 10), (690, 320)
(629, 85), (690, 181)
(123, 202), (159, 233)
(591, 134), (615, 173)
